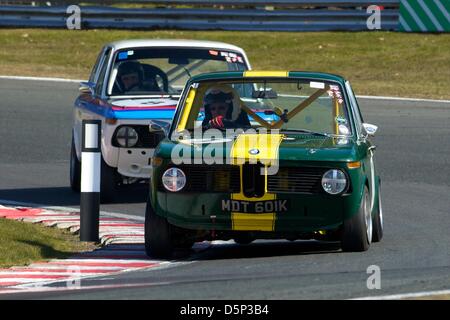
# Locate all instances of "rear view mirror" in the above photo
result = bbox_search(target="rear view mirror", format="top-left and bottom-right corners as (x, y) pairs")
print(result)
(252, 88), (278, 99)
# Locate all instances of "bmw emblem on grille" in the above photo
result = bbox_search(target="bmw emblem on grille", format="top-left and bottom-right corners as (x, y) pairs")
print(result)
(249, 148), (260, 155)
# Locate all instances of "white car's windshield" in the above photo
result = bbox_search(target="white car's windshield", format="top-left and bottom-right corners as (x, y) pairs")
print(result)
(107, 48), (248, 96)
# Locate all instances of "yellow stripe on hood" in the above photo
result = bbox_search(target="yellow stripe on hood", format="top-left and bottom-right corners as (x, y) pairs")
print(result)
(230, 133), (284, 166)
(229, 133), (284, 231)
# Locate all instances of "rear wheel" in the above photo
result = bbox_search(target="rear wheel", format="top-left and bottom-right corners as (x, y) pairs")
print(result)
(70, 135), (81, 192)
(341, 186), (372, 252)
(144, 198), (174, 259)
(372, 182), (384, 242)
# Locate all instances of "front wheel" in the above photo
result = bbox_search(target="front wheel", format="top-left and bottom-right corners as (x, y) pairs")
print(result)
(144, 198), (174, 259)
(372, 182), (383, 242)
(341, 186), (372, 252)
(70, 135), (81, 192)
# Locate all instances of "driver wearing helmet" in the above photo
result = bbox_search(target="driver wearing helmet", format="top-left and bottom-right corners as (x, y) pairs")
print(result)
(116, 61), (145, 93)
(202, 86), (250, 130)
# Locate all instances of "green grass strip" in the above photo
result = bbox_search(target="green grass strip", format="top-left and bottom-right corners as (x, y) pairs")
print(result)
(0, 218), (96, 268)
(0, 29), (450, 99)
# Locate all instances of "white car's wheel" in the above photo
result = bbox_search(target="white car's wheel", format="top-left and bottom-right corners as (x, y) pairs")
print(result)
(70, 136), (81, 192)
(100, 157), (119, 203)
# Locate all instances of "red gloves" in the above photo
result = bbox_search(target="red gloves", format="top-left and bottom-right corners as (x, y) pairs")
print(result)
(208, 115), (225, 129)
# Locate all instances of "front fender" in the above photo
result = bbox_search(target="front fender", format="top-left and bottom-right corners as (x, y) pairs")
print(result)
(343, 168), (367, 221)
(371, 176), (381, 217)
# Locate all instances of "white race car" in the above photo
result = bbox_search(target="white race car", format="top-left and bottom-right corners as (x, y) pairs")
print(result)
(70, 39), (251, 201)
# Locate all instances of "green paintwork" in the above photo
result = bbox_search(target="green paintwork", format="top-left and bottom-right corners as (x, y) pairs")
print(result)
(149, 71), (380, 239)
(187, 71), (346, 83)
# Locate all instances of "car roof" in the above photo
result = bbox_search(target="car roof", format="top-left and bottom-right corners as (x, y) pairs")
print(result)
(106, 39), (246, 53)
(188, 70), (346, 83)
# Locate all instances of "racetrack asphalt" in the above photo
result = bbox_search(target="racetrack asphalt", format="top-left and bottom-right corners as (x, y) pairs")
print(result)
(0, 78), (449, 300)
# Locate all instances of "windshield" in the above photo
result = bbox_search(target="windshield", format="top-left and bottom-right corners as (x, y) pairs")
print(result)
(107, 48), (248, 97)
(175, 79), (353, 136)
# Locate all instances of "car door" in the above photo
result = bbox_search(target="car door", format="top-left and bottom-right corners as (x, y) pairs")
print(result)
(74, 47), (112, 154)
(345, 81), (377, 211)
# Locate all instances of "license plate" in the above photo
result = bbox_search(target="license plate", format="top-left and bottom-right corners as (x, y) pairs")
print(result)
(221, 199), (288, 213)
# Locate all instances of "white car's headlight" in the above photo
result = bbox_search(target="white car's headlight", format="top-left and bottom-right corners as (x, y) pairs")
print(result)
(116, 126), (138, 147)
(321, 169), (347, 194)
(162, 168), (186, 192)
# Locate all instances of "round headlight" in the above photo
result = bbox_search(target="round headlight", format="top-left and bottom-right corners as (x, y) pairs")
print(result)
(162, 168), (186, 192)
(321, 169), (347, 195)
(116, 126), (138, 147)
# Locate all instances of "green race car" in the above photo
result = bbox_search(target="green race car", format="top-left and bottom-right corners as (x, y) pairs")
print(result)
(145, 71), (383, 258)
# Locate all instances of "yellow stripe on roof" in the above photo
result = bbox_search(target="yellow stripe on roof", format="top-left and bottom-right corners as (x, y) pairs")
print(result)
(243, 71), (289, 78)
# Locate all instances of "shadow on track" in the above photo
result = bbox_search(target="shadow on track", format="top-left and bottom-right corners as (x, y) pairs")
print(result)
(184, 240), (342, 261)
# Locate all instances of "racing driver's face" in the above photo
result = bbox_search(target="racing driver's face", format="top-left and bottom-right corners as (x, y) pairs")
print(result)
(121, 72), (140, 90)
(210, 102), (229, 118)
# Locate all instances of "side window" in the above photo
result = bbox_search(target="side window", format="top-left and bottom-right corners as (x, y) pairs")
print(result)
(94, 48), (112, 96)
(345, 81), (364, 135)
(88, 48), (105, 83)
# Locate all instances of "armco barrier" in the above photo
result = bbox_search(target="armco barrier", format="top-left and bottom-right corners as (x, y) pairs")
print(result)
(0, 1), (400, 31)
(0, 0), (401, 6)
(398, 0), (450, 32)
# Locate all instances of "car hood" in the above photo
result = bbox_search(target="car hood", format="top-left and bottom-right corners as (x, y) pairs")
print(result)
(160, 133), (362, 163)
(277, 134), (359, 162)
(109, 97), (178, 120)
(111, 97), (178, 109)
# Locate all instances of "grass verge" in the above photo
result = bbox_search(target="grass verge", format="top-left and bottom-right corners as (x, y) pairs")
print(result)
(0, 218), (97, 268)
(0, 29), (450, 99)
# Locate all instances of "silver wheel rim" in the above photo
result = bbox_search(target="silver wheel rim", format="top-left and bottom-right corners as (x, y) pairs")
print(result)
(364, 191), (373, 244)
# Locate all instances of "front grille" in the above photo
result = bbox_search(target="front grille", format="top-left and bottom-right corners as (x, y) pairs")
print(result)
(267, 167), (327, 194)
(242, 163), (265, 198)
(163, 165), (241, 193)
(112, 125), (165, 148)
(160, 165), (329, 194)
(139, 129), (165, 148)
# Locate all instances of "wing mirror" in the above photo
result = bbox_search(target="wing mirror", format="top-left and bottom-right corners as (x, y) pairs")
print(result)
(149, 120), (170, 135)
(79, 81), (95, 95)
(362, 123), (378, 137)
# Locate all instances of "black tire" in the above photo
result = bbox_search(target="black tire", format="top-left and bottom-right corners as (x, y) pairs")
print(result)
(144, 197), (174, 258)
(70, 135), (81, 192)
(372, 182), (383, 243)
(341, 186), (372, 252)
(177, 239), (195, 249)
(100, 157), (119, 203)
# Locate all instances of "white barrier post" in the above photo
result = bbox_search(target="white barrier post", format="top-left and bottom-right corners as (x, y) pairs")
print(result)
(80, 119), (101, 242)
